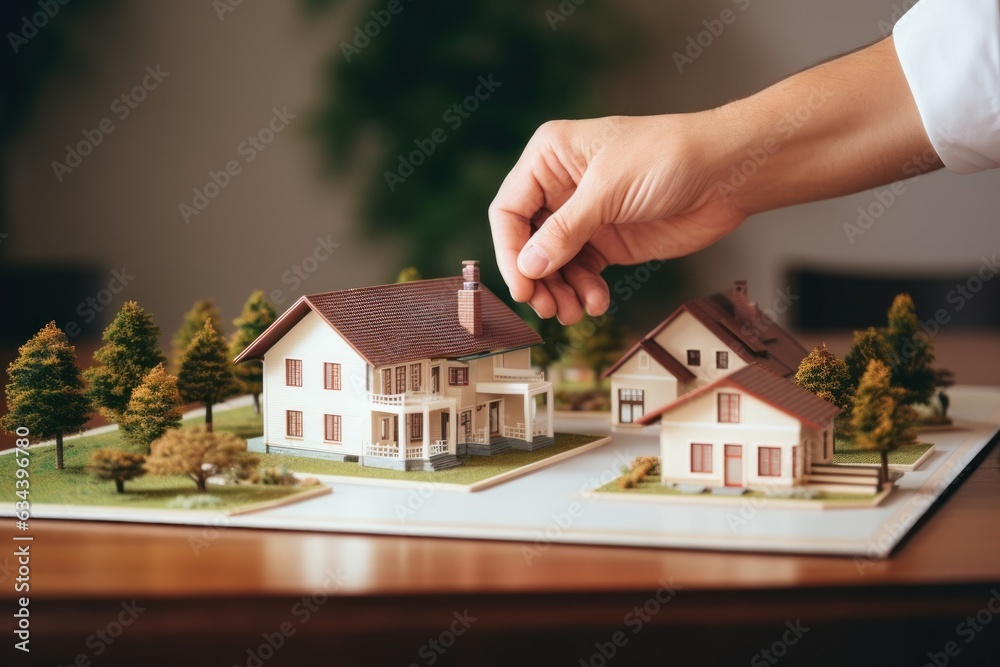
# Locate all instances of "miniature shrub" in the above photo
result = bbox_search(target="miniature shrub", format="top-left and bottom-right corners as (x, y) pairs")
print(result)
(618, 457), (659, 489)
(631, 456), (660, 476)
(259, 465), (298, 486)
(88, 448), (146, 493)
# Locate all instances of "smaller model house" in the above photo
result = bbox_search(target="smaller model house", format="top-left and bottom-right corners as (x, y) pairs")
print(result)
(602, 280), (807, 430)
(637, 364), (841, 491)
(234, 261), (554, 471)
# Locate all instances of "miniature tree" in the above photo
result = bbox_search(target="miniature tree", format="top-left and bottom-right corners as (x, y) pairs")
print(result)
(882, 293), (937, 407)
(118, 364), (183, 451)
(171, 298), (224, 370)
(145, 427), (249, 493)
(85, 301), (166, 421)
(844, 326), (890, 390)
(177, 320), (238, 432)
(1, 323), (92, 470)
(395, 266), (423, 283)
(794, 344), (853, 412)
(849, 359), (916, 487)
(229, 291), (276, 414)
(88, 448), (146, 493)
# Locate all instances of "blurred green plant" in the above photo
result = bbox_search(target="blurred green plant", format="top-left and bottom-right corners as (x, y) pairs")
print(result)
(303, 0), (640, 287)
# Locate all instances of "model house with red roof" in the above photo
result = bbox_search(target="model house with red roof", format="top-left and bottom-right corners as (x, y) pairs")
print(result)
(602, 280), (808, 430)
(636, 364), (841, 491)
(234, 261), (554, 471)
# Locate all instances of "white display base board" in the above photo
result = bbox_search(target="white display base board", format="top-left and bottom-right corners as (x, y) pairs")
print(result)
(11, 386), (1000, 558)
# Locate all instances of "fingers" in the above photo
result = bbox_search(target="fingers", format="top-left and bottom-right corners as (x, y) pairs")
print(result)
(489, 152), (549, 304)
(561, 249), (611, 318)
(516, 177), (605, 281)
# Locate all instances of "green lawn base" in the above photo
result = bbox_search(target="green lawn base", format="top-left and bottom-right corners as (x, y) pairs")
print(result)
(833, 440), (934, 467)
(0, 405), (315, 511)
(260, 432), (611, 490)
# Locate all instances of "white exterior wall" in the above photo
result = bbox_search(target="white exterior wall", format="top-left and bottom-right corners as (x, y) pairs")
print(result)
(658, 387), (810, 490)
(653, 311), (749, 389)
(262, 311), (369, 455)
(609, 349), (678, 429)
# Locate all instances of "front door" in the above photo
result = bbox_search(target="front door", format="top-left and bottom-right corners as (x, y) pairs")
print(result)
(440, 412), (449, 441)
(725, 444), (743, 487)
(489, 401), (500, 436)
(460, 410), (472, 442)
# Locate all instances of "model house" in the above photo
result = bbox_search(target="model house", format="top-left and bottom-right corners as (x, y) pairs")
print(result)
(602, 280), (808, 429)
(636, 364), (842, 491)
(234, 261), (554, 471)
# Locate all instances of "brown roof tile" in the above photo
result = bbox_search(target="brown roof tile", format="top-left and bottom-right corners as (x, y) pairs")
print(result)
(637, 364), (841, 429)
(234, 277), (541, 367)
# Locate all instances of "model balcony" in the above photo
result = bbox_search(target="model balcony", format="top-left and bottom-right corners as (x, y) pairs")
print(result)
(491, 368), (546, 382)
(365, 390), (456, 411)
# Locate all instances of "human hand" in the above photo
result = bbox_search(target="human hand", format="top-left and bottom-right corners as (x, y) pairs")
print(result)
(488, 113), (747, 324)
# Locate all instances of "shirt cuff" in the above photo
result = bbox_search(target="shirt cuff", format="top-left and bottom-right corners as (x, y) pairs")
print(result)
(893, 0), (1000, 173)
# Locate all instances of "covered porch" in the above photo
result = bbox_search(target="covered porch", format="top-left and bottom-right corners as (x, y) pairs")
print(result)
(470, 374), (554, 454)
(362, 392), (460, 471)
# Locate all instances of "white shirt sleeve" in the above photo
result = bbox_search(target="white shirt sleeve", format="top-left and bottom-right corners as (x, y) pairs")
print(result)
(893, 0), (1000, 173)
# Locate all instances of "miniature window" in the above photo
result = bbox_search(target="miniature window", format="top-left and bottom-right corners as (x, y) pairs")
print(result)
(285, 359), (302, 387)
(380, 418), (390, 441)
(792, 446), (799, 477)
(409, 414), (423, 440)
(716, 351), (729, 369)
(687, 350), (701, 366)
(638, 352), (650, 370)
(410, 363), (422, 391)
(324, 363), (341, 390)
(758, 447), (781, 477)
(618, 388), (645, 424)
(691, 443), (713, 473)
(395, 366), (407, 394)
(449, 367), (469, 386)
(286, 410), (303, 438)
(324, 414), (342, 443)
(718, 393), (740, 423)
(431, 366), (441, 393)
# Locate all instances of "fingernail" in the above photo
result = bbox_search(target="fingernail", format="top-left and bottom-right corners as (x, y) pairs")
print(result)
(518, 244), (550, 278)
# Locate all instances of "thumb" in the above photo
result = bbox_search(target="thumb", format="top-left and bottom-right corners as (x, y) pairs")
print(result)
(517, 187), (605, 279)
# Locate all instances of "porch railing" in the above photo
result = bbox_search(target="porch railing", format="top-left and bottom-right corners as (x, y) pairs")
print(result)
(430, 440), (448, 456)
(503, 424), (526, 440)
(492, 368), (545, 382)
(366, 390), (448, 407)
(464, 428), (489, 445)
(404, 445), (424, 459)
(364, 441), (399, 458)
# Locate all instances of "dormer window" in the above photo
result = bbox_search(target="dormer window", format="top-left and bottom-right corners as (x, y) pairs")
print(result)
(716, 351), (729, 369)
(687, 350), (701, 366)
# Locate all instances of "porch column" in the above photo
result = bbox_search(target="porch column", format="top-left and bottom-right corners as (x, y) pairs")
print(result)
(422, 405), (430, 459)
(523, 392), (532, 442)
(448, 403), (457, 454)
(397, 410), (405, 460)
(546, 386), (554, 437)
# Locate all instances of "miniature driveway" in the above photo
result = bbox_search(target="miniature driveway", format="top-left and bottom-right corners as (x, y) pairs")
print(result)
(221, 387), (1000, 557)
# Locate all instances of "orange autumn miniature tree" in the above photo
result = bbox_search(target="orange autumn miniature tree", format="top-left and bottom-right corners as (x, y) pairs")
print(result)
(849, 359), (916, 486)
(119, 363), (183, 451)
(1, 322), (91, 470)
(145, 427), (250, 493)
(88, 449), (146, 493)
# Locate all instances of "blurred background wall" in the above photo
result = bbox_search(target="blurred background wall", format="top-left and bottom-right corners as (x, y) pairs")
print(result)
(1, 0), (997, 366)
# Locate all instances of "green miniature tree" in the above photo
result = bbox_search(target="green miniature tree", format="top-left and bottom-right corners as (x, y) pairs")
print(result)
(1, 322), (92, 470)
(527, 313), (569, 373)
(229, 291), (276, 414)
(845, 326), (891, 390)
(171, 298), (224, 371)
(395, 267), (423, 283)
(88, 448), (146, 493)
(882, 293), (937, 407)
(84, 301), (166, 421)
(849, 359), (916, 487)
(118, 364), (183, 451)
(794, 344), (853, 434)
(177, 321), (238, 432)
(145, 427), (249, 493)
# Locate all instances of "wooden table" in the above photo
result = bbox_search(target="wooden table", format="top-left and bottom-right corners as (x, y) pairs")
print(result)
(3, 436), (998, 666)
